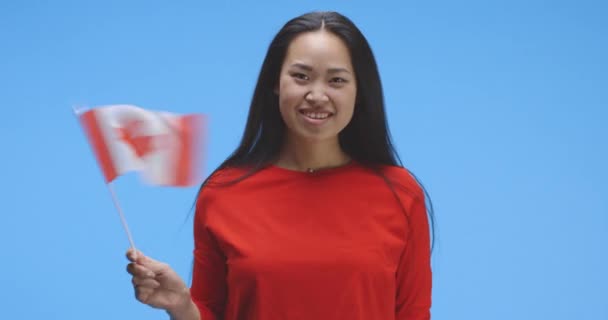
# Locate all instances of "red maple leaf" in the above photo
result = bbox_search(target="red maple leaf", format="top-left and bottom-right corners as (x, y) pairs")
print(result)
(115, 119), (159, 158)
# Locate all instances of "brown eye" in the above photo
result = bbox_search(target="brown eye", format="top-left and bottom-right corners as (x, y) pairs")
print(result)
(291, 72), (309, 81)
(330, 77), (347, 84)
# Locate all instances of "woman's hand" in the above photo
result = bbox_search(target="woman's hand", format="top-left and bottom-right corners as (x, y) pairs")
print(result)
(125, 249), (193, 316)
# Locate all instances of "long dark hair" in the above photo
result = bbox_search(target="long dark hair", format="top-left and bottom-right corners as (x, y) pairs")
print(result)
(195, 11), (435, 251)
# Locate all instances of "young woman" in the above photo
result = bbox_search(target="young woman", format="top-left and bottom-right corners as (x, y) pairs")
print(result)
(127, 11), (434, 320)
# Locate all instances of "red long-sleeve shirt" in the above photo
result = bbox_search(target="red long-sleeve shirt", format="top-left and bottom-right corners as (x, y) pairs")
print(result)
(191, 162), (432, 320)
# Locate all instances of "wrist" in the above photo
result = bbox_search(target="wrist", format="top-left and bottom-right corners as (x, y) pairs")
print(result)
(167, 288), (198, 320)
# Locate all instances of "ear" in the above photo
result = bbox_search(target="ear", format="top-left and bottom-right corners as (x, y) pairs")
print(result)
(273, 84), (279, 95)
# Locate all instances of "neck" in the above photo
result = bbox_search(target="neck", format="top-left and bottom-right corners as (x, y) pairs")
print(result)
(275, 136), (351, 172)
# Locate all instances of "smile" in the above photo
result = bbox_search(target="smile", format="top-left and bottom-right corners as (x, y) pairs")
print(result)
(298, 110), (334, 125)
(301, 110), (332, 119)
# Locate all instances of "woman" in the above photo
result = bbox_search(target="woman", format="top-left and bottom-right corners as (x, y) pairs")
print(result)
(127, 11), (434, 320)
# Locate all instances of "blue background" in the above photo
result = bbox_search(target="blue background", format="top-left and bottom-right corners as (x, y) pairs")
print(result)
(1, 0), (606, 319)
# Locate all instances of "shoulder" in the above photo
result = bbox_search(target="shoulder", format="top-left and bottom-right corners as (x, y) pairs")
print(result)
(377, 165), (431, 235)
(194, 165), (275, 207)
(206, 166), (251, 185)
(193, 166), (250, 214)
(375, 164), (425, 202)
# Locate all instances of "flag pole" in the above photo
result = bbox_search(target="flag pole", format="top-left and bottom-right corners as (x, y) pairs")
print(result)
(72, 106), (137, 250)
(106, 182), (137, 250)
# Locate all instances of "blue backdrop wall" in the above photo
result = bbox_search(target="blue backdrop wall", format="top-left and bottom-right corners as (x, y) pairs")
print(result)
(1, 1), (606, 319)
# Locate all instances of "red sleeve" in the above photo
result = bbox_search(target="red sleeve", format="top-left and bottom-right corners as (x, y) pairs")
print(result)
(190, 189), (227, 320)
(395, 190), (433, 319)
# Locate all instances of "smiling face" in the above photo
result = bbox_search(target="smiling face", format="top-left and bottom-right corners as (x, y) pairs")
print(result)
(276, 30), (357, 144)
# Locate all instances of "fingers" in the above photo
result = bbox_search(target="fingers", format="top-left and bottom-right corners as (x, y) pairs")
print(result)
(125, 248), (142, 262)
(125, 249), (168, 274)
(134, 283), (156, 304)
(127, 260), (161, 304)
(132, 276), (161, 289)
(125, 249), (181, 306)
(126, 262), (155, 278)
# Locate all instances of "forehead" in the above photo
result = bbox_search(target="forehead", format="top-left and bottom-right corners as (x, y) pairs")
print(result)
(283, 31), (353, 69)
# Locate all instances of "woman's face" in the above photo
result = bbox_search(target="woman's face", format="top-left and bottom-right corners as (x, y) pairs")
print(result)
(277, 30), (357, 144)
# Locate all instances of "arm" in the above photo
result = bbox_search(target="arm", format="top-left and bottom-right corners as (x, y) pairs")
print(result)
(125, 190), (226, 320)
(395, 194), (433, 319)
(189, 191), (228, 320)
(167, 298), (201, 320)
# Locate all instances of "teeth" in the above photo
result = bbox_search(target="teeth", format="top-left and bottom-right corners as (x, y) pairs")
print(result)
(304, 112), (330, 119)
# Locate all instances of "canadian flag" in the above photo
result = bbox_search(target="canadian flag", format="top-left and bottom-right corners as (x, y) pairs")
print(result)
(77, 104), (205, 186)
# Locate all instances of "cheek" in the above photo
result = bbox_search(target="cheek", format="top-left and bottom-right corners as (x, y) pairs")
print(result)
(333, 87), (357, 114)
(334, 89), (357, 129)
(278, 80), (305, 111)
(277, 81), (297, 123)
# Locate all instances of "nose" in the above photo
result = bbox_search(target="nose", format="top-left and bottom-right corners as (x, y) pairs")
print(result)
(305, 84), (329, 104)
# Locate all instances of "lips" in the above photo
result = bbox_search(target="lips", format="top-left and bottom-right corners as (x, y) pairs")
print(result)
(298, 109), (334, 121)
(298, 109), (334, 125)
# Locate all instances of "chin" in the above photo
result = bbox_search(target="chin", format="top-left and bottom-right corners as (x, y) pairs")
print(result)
(291, 129), (340, 144)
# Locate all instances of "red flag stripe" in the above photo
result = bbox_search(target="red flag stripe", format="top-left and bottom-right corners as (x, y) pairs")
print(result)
(80, 109), (118, 182)
(174, 114), (204, 186)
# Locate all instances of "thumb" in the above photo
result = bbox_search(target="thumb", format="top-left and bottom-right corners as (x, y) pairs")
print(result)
(137, 254), (169, 274)
(126, 248), (145, 262)
(138, 255), (185, 290)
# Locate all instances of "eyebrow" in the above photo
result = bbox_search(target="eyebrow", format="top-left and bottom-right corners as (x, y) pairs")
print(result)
(290, 63), (351, 74)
